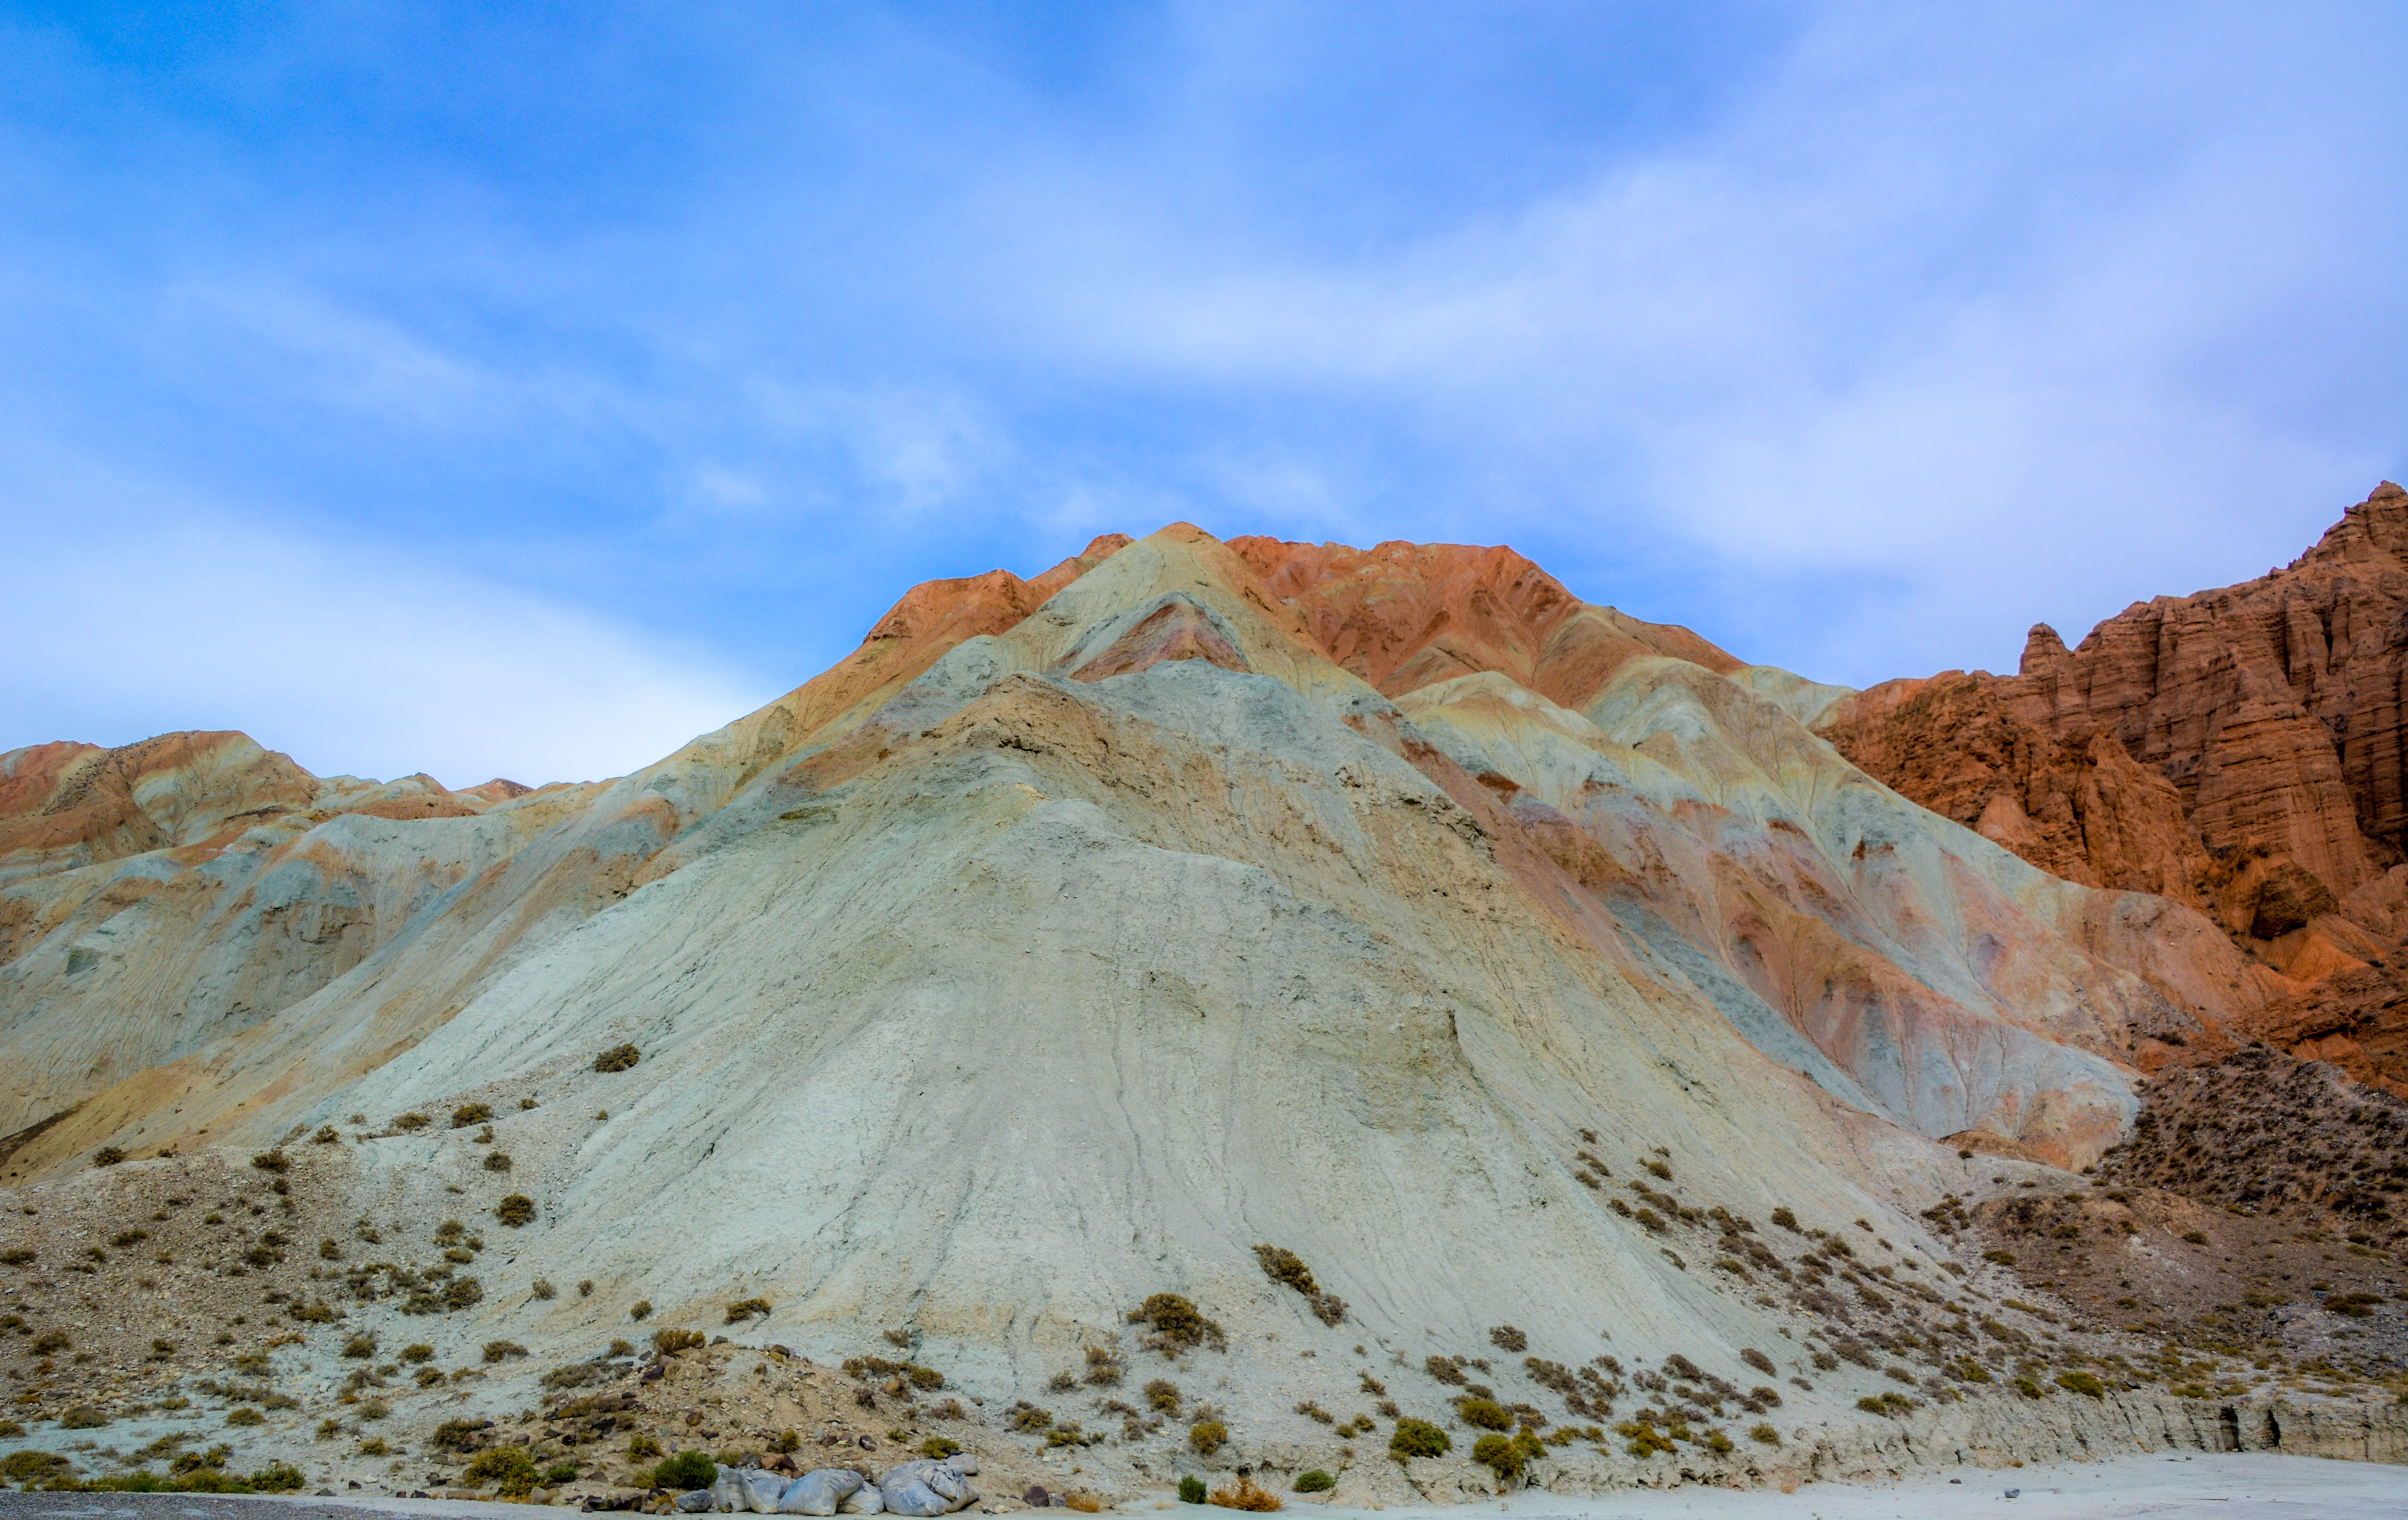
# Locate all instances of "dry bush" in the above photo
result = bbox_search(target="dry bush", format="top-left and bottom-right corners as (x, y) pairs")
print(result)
(1208, 1477), (1280, 1511)
(594, 1044), (642, 1073)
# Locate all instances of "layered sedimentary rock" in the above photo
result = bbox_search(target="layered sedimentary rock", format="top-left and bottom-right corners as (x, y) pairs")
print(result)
(3, 520), (2399, 1484)
(1827, 483), (2408, 950)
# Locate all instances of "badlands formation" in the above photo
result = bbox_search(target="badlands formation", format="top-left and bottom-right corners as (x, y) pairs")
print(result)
(2, 509), (2407, 1504)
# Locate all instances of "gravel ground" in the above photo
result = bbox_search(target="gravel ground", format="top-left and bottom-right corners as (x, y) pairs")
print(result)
(4, 1454), (2405, 1520)
(1300, 1453), (2408, 1518)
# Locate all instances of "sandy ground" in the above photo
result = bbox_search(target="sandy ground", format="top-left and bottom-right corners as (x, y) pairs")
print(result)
(4, 1454), (2406, 1520)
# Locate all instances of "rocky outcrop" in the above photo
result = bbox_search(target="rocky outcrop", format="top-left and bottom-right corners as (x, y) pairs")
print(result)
(1826, 483), (2408, 974)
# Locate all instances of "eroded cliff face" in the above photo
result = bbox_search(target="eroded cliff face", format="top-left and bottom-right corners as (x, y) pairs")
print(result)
(1824, 486), (2408, 1051)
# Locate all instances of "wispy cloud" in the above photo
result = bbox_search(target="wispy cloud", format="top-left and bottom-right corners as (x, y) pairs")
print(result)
(0, 1), (2401, 778)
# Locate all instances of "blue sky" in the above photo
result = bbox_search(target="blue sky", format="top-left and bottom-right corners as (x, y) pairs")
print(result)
(4, 2), (2404, 786)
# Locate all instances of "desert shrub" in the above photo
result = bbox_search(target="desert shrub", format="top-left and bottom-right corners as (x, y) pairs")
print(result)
(1132, 1292), (1223, 1352)
(1006, 1403), (1053, 1433)
(2181, 1230), (2210, 1245)
(313, 1124), (340, 1144)
(483, 1152), (512, 1173)
(225, 1407), (264, 1427)
(1663, 1353), (1702, 1382)
(1178, 1475), (1208, 1504)
(627, 1434), (663, 1460)
(1, 1451), (69, 1482)
(1488, 1325), (1527, 1353)
(2055, 1371), (2105, 1400)
(725, 1296), (772, 1324)
(59, 1404), (108, 1429)
(1456, 1397), (1512, 1431)
(1769, 1207), (1800, 1231)
(494, 1194), (535, 1227)
(1146, 1378), (1182, 1413)
(482, 1339), (528, 1363)
(919, 1437), (960, 1459)
(1292, 1470), (1334, 1494)
(653, 1327), (706, 1355)
(465, 1445), (541, 1498)
(1425, 1355), (1466, 1385)
(33, 1331), (70, 1355)
(652, 1451), (717, 1491)
(431, 1419), (484, 1451)
(1748, 1422), (1780, 1446)
(1047, 1370), (1079, 1393)
(108, 1229), (146, 1248)
(1389, 1417), (1450, 1460)
(531, 1278), (556, 1300)
(594, 1044), (642, 1073)
(1255, 1245), (1317, 1294)
(342, 1333), (376, 1358)
(1084, 1345), (1125, 1386)
(400, 1343), (433, 1363)
(609, 1338), (633, 1356)
(1855, 1392), (1916, 1416)
(630, 1299), (653, 1321)
(0, 1248), (33, 1265)
(394, 1113), (430, 1131)
(452, 1103), (494, 1128)
(541, 1463), (579, 1486)
(1741, 1347), (1775, 1375)
(94, 1146), (126, 1167)
(1704, 1430), (1733, 1455)
(1470, 1433), (1535, 1480)
(578, 1279), (595, 1297)
(250, 1150), (287, 1173)
(445, 1276), (484, 1310)
(1207, 1477), (1280, 1512)
(1189, 1420), (1228, 1455)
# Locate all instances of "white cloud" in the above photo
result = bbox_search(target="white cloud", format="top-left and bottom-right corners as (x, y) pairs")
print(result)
(2, 451), (771, 787)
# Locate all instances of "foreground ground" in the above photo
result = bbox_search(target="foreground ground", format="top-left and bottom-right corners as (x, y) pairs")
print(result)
(0, 1454), (2401, 1519)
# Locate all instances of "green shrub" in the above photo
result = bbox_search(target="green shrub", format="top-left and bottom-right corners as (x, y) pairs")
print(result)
(1389, 1418), (1449, 1460)
(627, 1434), (663, 1460)
(1471, 1434), (1523, 1479)
(2055, 1371), (2105, 1400)
(1456, 1398), (1512, 1431)
(252, 1465), (305, 1494)
(464, 1445), (541, 1498)
(594, 1044), (642, 1073)
(1179, 1476), (1208, 1504)
(1704, 1431), (1733, 1455)
(1146, 1378), (1183, 1413)
(1189, 1420), (1227, 1456)
(920, 1437), (960, 1459)
(1, 1451), (69, 1482)
(653, 1451), (717, 1491)
(1133, 1293), (1223, 1351)
(1748, 1423), (1780, 1446)
(1292, 1470), (1334, 1494)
